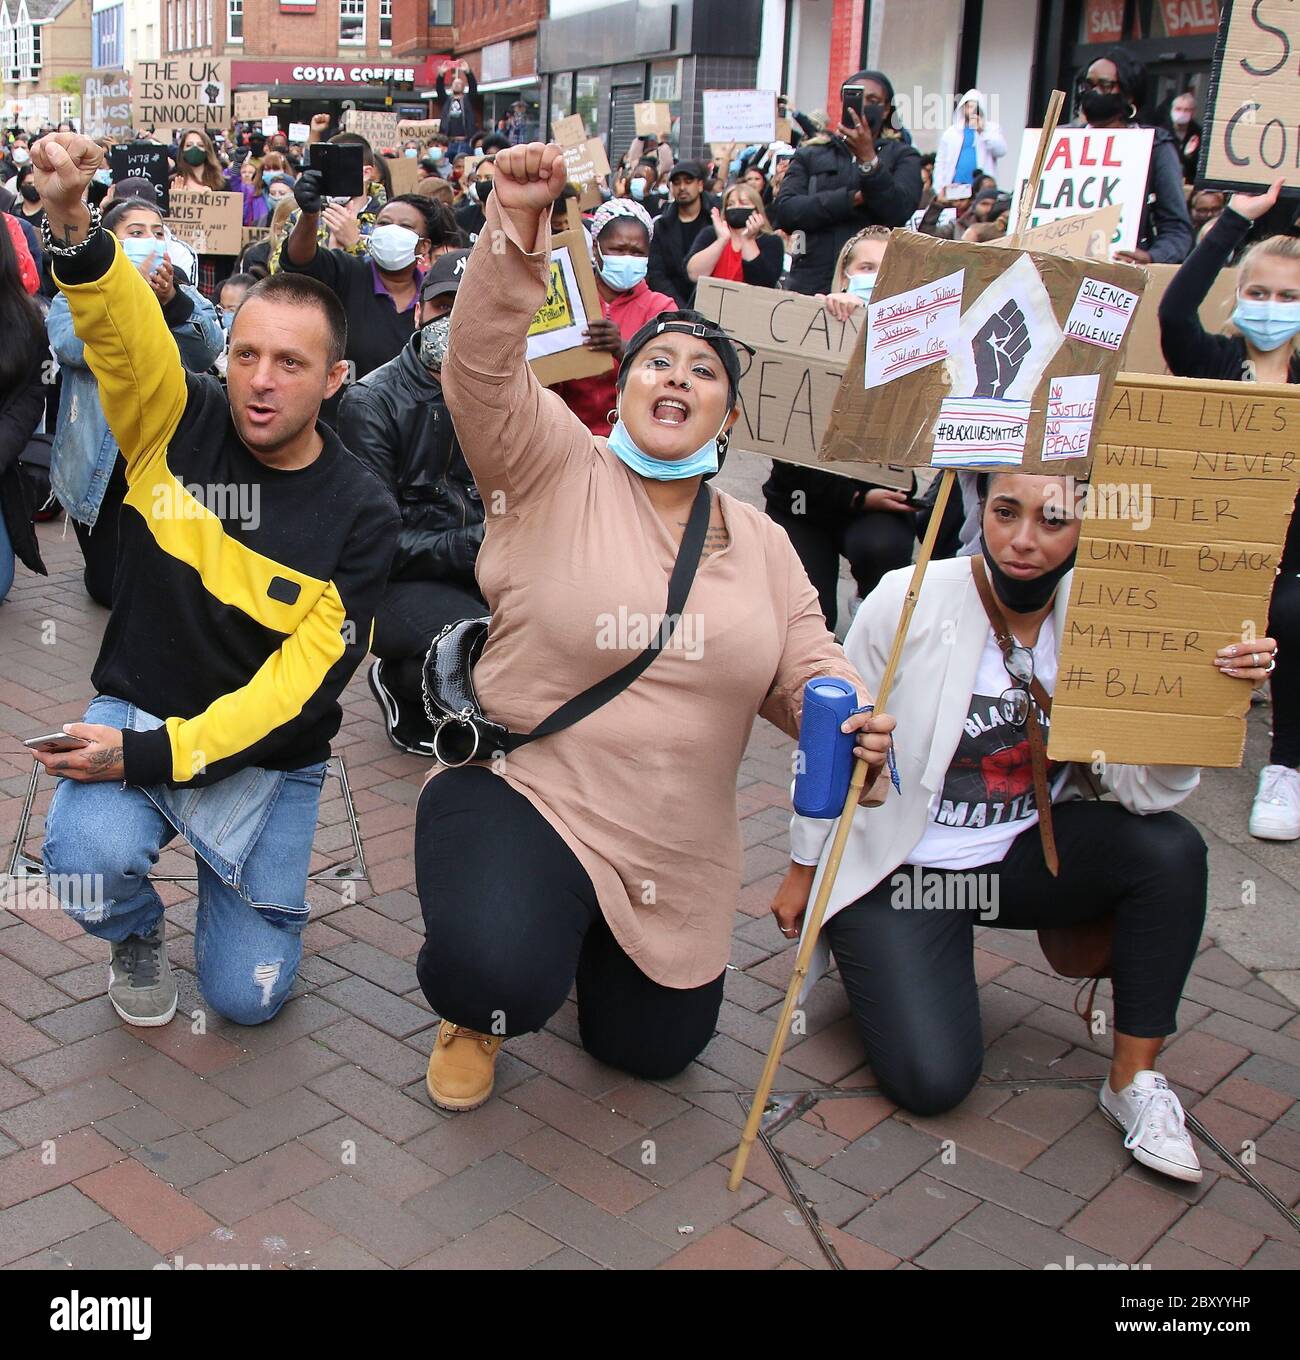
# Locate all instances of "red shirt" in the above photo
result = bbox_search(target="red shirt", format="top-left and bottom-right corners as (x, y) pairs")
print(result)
(711, 240), (746, 282)
(554, 279), (677, 436)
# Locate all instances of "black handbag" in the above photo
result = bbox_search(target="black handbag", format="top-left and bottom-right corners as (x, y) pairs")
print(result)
(422, 480), (712, 767)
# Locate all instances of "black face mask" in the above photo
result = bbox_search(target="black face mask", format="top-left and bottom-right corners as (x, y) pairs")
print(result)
(20, 182), (40, 203)
(979, 527), (1077, 614)
(724, 206), (754, 230)
(1079, 88), (1129, 126)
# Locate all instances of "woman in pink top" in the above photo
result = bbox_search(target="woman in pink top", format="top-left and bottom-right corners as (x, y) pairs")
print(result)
(417, 142), (895, 1112)
(552, 199), (676, 435)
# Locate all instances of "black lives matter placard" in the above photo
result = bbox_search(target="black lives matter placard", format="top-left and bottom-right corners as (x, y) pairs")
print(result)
(1048, 374), (1300, 767)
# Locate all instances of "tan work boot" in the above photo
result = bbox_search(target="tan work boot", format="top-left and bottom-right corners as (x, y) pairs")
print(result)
(426, 1021), (503, 1112)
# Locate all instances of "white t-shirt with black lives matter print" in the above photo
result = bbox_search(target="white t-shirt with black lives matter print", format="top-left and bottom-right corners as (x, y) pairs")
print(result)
(906, 616), (1069, 871)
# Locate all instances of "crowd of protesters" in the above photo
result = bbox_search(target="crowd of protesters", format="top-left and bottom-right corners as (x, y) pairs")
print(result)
(2, 41), (1297, 1194)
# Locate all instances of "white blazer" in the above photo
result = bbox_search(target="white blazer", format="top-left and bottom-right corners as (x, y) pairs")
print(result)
(791, 557), (1200, 993)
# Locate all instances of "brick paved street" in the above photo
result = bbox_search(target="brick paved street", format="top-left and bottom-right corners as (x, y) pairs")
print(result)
(1, 466), (1298, 1270)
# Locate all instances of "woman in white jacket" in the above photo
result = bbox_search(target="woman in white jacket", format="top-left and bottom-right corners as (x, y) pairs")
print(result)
(771, 472), (1277, 1184)
(933, 89), (1006, 195)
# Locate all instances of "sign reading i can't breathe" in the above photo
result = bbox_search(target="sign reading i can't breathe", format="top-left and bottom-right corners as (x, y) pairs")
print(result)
(1200, 0), (1300, 194)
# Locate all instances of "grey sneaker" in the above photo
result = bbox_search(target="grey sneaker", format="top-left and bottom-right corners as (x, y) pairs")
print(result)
(108, 920), (178, 1027)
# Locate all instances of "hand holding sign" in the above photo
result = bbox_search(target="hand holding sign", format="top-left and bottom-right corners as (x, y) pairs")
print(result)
(972, 299), (1031, 398)
(1229, 176), (1284, 222)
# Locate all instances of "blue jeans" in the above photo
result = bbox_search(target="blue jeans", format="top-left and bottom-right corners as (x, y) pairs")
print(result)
(44, 697), (327, 1026)
(0, 506), (14, 602)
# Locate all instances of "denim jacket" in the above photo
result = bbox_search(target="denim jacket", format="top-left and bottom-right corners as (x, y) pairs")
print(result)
(48, 283), (224, 526)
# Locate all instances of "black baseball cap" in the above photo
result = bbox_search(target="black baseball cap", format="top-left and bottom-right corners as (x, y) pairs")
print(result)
(668, 160), (705, 182)
(419, 249), (471, 302)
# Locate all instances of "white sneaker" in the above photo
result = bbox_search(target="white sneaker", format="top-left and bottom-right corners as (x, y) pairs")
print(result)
(1248, 765), (1300, 841)
(1099, 1070), (1202, 1183)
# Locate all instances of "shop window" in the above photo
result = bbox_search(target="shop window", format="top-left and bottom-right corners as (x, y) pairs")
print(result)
(549, 71), (572, 134)
(227, 0), (242, 44)
(340, 0), (366, 46)
(380, 0), (392, 45)
(576, 72), (600, 138)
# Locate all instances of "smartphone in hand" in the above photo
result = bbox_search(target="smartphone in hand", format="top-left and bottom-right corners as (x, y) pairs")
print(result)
(24, 733), (91, 754)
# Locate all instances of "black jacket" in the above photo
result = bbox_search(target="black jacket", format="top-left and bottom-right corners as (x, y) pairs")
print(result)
(0, 349), (48, 578)
(685, 227), (784, 289)
(647, 194), (720, 307)
(773, 135), (923, 294)
(337, 333), (484, 587)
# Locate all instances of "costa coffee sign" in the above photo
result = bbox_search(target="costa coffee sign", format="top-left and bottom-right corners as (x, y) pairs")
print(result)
(232, 58), (444, 88)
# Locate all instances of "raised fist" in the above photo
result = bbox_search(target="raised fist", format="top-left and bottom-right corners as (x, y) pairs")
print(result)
(491, 142), (568, 215)
(29, 133), (104, 214)
(293, 168), (325, 215)
(972, 299), (1031, 398)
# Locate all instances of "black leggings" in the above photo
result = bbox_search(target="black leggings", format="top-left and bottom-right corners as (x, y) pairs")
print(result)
(1267, 572), (1300, 767)
(765, 504), (916, 632)
(415, 765), (724, 1080)
(370, 578), (486, 707)
(824, 801), (1207, 1117)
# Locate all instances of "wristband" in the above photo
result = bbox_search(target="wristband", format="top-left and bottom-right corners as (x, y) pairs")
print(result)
(41, 200), (103, 257)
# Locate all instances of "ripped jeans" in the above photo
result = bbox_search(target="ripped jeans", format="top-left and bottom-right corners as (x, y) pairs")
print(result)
(43, 696), (327, 1026)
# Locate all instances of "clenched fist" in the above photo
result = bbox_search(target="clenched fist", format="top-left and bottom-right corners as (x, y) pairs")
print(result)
(491, 142), (568, 216)
(30, 132), (104, 216)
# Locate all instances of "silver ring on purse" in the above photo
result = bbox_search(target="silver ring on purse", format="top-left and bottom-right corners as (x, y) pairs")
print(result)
(432, 716), (482, 768)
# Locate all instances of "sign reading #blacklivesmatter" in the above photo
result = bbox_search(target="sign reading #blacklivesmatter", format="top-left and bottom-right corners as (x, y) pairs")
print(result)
(131, 58), (231, 130)
(824, 230), (1146, 477)
(82, 69), (133, 140)
(693, 278), (909, 490)
(1047, 374), (1300, 768)
(166, 189), (244, 256)
(1200, 0), (1300, 194)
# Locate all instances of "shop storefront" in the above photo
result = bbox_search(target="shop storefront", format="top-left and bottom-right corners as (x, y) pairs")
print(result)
(231, 57), (449, 129)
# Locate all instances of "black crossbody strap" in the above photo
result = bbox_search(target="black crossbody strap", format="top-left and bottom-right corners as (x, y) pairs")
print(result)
(506, 480), (712, 750)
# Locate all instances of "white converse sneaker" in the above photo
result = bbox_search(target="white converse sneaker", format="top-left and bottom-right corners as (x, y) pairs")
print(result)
(1248, 765), (1300, 841)
(1099, 1070), (1202, 1183)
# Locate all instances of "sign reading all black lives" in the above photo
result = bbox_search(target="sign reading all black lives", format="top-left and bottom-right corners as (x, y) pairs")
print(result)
(109, 143), (170, 215)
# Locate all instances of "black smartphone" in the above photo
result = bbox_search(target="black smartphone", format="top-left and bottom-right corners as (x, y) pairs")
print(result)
(308, 142), (364, 199)
(841, 87), (885, 137)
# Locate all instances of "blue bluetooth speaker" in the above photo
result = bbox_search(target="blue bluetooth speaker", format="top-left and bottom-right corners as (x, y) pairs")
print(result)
(793, 677), (860, 818)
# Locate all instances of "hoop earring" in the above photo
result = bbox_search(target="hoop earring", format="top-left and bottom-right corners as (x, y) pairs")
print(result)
(606, 409), (619, 427)
(717, 431), (730, 455)
(1127, 103), (1138, 122)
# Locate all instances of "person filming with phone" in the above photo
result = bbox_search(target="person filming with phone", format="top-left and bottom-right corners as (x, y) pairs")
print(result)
(24, 132), (399, 1032)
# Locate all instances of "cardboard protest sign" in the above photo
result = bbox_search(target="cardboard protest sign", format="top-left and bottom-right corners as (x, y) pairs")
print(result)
(233, 90), (268, 122)
(635, 102), (672, 137)
(82, 70), (133, 139)
(1123, 261), (1241, 376)
(823, 230), (1146, 475)
(166, 189), (244, 255)
(109, 142), (170, 213)
(1047, 373), (1300, 767)
(702, 89), (777, 145)
(553, 115), (609, 209)
(992, 202), (1121, 261)
(526, 230), (610, 387)
(241, 226), (270, 251)
(383, 155), (421, 197)
(288, 122), (310, 143)
(1200, 0), (1300, 193)
(694, 278), (910, 489)
(397, 119), (440, 142)
(1008, 127), (1154, 256)
(132, 59), (231, 130)
(343, 109), (399, 150)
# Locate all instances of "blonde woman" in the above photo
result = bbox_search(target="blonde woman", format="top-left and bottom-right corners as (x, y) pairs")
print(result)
(685, 181), (783, 288)
(820, 223), (891, 321)
(1159, 177), (1299, 839)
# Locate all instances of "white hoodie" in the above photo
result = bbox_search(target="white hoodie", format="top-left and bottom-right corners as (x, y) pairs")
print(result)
(934, 89), (1007, 195)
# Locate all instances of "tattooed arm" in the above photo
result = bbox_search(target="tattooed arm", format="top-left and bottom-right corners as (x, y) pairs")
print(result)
(30, 725), (125, 782)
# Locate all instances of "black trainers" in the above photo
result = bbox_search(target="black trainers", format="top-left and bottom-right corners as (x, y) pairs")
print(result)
(368, 658), (437, 757)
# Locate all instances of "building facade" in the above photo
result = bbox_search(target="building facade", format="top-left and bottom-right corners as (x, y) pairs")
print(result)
(90, 0), (159, 68)
(1, 0), (92, 129)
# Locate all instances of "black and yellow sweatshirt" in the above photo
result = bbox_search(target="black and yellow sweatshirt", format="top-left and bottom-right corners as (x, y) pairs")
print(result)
(54, 230), (399, 789)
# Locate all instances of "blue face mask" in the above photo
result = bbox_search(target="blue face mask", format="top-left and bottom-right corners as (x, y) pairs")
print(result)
(846, 272), (877, 301)
(597, 252), (648, 292)
(629, 178), (646, 201)
(93, 167), (113, 186)
(606, 416), (721, 481)
(1232, 297), (1300, 353)
(119, 235), (163, 269)
(220, 310), (235, 333)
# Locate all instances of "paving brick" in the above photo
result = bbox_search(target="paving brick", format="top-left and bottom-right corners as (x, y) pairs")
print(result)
(0, 1184), (109, 1266)
(0, 1066), (40, 1112)
(295, 1235), (390, 1269)
(513, 1076), (644, 1156)
(75, 1158), (220, 1254)
(135, 1022), (245, 1076)
(115, 1052), (245, 1129)
(0, 955), (73, 1019)
(1245, 1238), (1300, 1269)
(1157, 1030), (1250, 1094)
(605, 1081), (691, 1130)
(13, 1027), (151, 1092)
(404, 1150), (551, 1241)
(1022, 1113), (1133, 1198)
(12, 1219), (163, 1270)
(94, 1101), (184, 1149)
(404, 1098), (540, 1176)
(313, 1017), (427, 1089)
(196, 1086), (339, 1163)
(317, 975), (432, 1038)
(899, 1086), (1049, 1170)
(0, 1005), (58, 1064)
(0, 1127), (123, 1210)
(1167, 1205), (1266, 1266)
(1235, 1055), (1300, 1101)
(32, 996), (121, 1045)
(728, 1137), (870, 1227)
(1197, 1013), (1300, 1072)
(528, 1245), (603, 1270)
(306, 1063), (437, 1143)
(804, 1095), (896, 1142)
(915, 1228), (1027, 1269)
(981, 1024), (1073, 1079)
(958, 1200), (1108, 1270)
(658, 1221), (783, 1270)
(226, 993), (345, 1056)
(298, 1118), (443, 1201)
(843, 1170), (980, 1259)
(320, 939), (417, 995)
(990, 1085), (1097, 1143)
(508, 1182), (673, 1269)
(929, 1145), (1087, 1227)
(1064, 1175), (1188, 1260)
(409, 1213), (565, 1270)
(208, 1038), (344, 1109)
(504, 1030), (626, 1099)
(131, 1130), (234, 1189)
(1211, 1074), (1295, 1124)
(621, 1160), (766, 1247)
(611, 1105), (738, 1186)
(0, 920), (87, 976)
(781, 1015), (869, 1084)
(735, 1195), (900, 1270)
(512, 1125), (657, 1215)
(188, 1142), (336, 1225)
(295, 1174), (445, 1267)
(0, 1074), (136, 1145)
(819, 1117), (939, 1197)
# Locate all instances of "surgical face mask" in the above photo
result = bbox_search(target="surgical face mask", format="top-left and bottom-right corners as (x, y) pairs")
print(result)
(404, 147), (418, 158)
(93, 167), (113, 186)
(220, 309), (235, 334)
(120, 236), (164, 272)
(846, 271), (877, 301)
(182, 145), (208, 167)
(1171, 109), (1193, 127)
(419, 314), (452, 369)
(12, 147), (29, 164)
(629, 178), (646, 201)
(1232, 297), (1300, 353)
(368, 223), (420, 271)
(606, 411), (723, 481)
(596, 251), (648, 292)
(428, 146), (444, 163)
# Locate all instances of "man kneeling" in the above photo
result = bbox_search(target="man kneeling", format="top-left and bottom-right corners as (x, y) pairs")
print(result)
(29, 134), (398, 1027)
